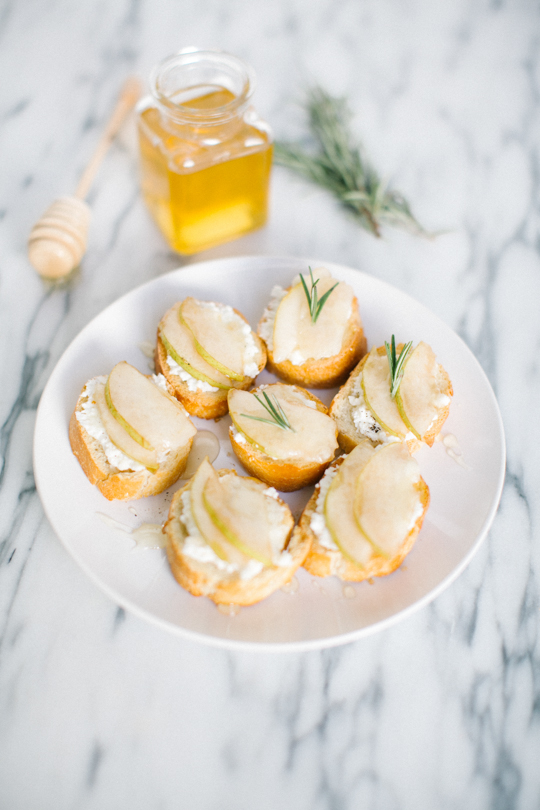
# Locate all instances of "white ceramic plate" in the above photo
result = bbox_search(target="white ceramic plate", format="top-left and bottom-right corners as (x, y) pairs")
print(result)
(34, 256), (505, 652)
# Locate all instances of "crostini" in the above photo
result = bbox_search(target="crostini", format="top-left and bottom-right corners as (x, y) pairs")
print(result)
(69, 361), (197, 500)
(155, 297), (267, 419)
(298, 440), (429, 581)
(164, 459), (311, 606)
(258, 266), (366, 388)
(330, 340), (453, 453)
(228, 382), (338, 491)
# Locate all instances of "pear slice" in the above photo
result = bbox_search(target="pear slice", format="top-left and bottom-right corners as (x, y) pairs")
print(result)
(189, 460), (248, 565)
(106, 361), (196, 457)
(179, 298), (248, 382)
(353, 443), (423, 558)
(95, 381), (159, 471)
(203, 473), (292, 567)
(323, 442), (377, 567)
(228, 384), (338, 463)
(360, 348), (408, 438)
(394, 342), (445, 441)
(159, 305), (234, 390)
(272, 268), (355, 364)
(105, 375), (153, 451)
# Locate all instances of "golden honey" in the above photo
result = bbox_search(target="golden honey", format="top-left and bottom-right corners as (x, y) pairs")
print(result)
(137, 52), (273, 255)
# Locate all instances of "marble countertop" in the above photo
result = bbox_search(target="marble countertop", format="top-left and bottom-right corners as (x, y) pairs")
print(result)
(1, 1), (539, 808)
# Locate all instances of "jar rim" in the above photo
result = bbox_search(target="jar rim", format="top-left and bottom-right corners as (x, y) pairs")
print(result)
(150, 48), (256, 124)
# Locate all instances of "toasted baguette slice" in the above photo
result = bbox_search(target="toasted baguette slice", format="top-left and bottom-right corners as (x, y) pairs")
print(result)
(69, 377), (195, 500)
(300, 452), (430, 582)
(258, 272), (367, 388)
(155, 303), (267, 420)
(330, 345), (453, 453)
(164, 469), (311, 606)
(228, 384), (338, 491)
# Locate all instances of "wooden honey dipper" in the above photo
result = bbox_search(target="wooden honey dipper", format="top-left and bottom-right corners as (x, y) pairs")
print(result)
(28, 76), (141, 279)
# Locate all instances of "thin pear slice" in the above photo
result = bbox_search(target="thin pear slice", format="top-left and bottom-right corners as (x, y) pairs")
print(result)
(323, 442), (377, 567)
(107, 361), (196, 455)
(360, 348), (408, 438)
(203, 473), (291, 567)
(95, 381), (159, 471)
(179, 298), (247, 382)
(272, 268), (355, 364)
(353, 443), (423, 558)
(395, 342), (445, 440)
(228, 384), (338, 462)
(189, 460), (248, 565)
(159, 305), (234, 390)
(105, 374), (153, 451)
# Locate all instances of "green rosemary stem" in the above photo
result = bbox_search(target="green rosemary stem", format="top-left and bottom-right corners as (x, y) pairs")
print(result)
(274, 87), (431, 239)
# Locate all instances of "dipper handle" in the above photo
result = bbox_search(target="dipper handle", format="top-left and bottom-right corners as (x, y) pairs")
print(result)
(28, 77), (141, 279)
(74, 76), (142, 200)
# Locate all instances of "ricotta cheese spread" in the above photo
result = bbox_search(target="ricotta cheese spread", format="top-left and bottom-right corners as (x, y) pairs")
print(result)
(230, 425), (247, 444)
(348, 373), (403, 445)
(152, 373), (170, 393)
(258, 285), (287, 351)
(309, 464), (340, 550)
(289, 350), (306, 366)
(75, 377), (146, 473)
(166, 355), (219, 393)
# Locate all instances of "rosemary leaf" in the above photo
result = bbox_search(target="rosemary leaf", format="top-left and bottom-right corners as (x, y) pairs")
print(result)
(274, 87), (431, 239)
(314, 283), (339, 320)
(385, 336), (413, 399)
(299, 267), (339, 323)
(240, 392), (294, 431)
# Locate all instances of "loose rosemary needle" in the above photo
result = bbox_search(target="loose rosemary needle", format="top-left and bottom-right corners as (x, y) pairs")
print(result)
(240, 391), (294, 431)
(385, 335), (413, 399)
(274, 87), (431, 238)
(299, 267), (339, 323)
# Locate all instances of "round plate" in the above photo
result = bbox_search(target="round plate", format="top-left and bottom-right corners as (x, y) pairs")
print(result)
(33, 256), (505, 652)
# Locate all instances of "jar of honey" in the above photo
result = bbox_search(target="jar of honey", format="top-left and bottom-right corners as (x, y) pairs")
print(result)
(137, 49), (273, 255)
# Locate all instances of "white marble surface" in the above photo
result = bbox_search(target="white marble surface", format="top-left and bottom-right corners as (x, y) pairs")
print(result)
(0, 1), (539, 808)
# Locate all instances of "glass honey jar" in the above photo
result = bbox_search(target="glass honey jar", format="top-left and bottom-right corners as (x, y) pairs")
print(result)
(137, 48), (273, 255)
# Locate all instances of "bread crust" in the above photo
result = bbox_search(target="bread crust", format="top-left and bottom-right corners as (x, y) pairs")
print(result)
(300, 457), (430, 581)
(164, 470), (312, 606)
(155, 305), (267, 419)
(261, 296), (367, 388)
(329, 345), (453, 453)
(69, 385), (194, 501)
(228, 385), (337, 491)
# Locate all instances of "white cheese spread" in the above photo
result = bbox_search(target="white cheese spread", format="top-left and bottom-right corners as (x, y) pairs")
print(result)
(289, 350), (306, 366)
(309, 464), (340, 550)
(75, 377), (146, 472)
(166, 355), (219, 392)
(152, 373), (170, 393)
(348, 373), (403, 445)
(230, 425), (247, 444)
(258, 285), (287, 351)
(408, 498), (426, 530)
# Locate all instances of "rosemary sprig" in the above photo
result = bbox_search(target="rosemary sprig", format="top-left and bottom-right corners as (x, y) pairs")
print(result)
(240, 391), (294, 431)
(274, 87), (431, 239)
(299, 267), (339, 323)
(385, 335), (413, 399)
